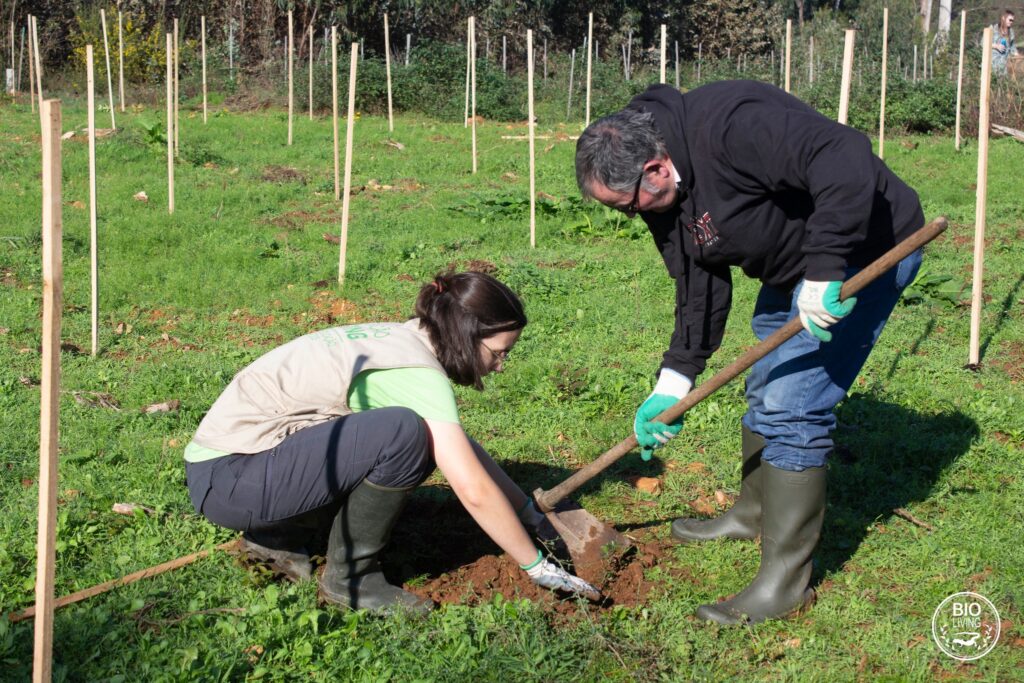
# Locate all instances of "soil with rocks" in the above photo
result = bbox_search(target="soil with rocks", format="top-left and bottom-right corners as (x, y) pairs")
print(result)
(382, 487), (679, 614)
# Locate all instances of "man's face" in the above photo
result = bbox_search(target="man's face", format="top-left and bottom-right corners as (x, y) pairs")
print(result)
(588, 158), (679, 217)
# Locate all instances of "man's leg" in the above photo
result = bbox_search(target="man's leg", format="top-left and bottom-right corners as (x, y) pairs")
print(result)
(700, 250), (921, 624)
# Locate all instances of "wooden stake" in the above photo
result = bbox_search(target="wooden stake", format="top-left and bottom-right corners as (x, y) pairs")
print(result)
(87, 46), (99, 357)
(675, 40), (679, 89)
(527, 29), (536, 248)
(287, 10), (293, 145)
(99, 10), (115, 129)
(173, 19), (179, 155)
(117, 12), (125, 111)
(969, 28), (993, 366)
(31, 15), (42, 113)
(543, 38), (547, 80)
(166, 33), (174, 214)
(9, 541), (239, 624)
(879, 8), (888, 159)
(338, 42), (358, 286)
(308, 28), (313, 120)
(384, 13), (393, 132)
(33, 96), (62, 683)
(955, 10), (966, 150)
(697, 42), (702, 81)
(27, 16), (33, 112)
(567, 48), (575, 119)
(913, 44), (917, 82)
(659, 24), (666, 84)
(471, 17), (477, 173)
(464, 18), (470, 127)
(332, 27), (339, 200)
(585, 13), (593, 126)
(406, 33), (411, 66)
(809, 36), (814, 84)
(784, 19), (792, 92)
(201, 16), (207, 123)
(17, 25), (24, 92)
(837, 29), (855, 125)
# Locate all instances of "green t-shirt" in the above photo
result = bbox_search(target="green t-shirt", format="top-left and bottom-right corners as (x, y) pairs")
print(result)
(184, 367), (458, 463)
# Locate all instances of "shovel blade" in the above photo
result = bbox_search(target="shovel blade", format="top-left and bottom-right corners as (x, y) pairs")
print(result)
(544, 499), (631, 574)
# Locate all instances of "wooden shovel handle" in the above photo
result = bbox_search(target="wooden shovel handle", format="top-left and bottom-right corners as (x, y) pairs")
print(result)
(535, 217), (947, 512)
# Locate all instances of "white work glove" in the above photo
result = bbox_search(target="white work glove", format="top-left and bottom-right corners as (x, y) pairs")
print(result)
(521, 551), (601, 600)
(634, 368), (693, 461)
(796, 280), (857, 343)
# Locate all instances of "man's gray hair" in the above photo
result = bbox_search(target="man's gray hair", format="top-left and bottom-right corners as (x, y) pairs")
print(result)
(575, 109), (668, 199)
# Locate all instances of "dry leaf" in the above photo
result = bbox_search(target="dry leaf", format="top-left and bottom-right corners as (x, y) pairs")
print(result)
(21, 478), (34, 488)
(203, 162), (218, 169)
(689, 497), (717, 516)
(229, 167), (240, 175)
(70, 200), (86, 210)
(0, 327), (8, 335)
(168, 438), (181, 448)
(664, 460), (679, 470)
(114, 322), (133, 335)
(61, 130), (76, 140)
(142, 399), (180, 414)
(633, 477), (662, 495)
(783, 638), (802, 648)
(95, 128), (115, 138)
(501, 172), (518, 181)
(18, 376), (38, 387)
(112, 502), (156, 516)
(684, 461), (708, 474)
(384, 140), (405, 150)
(133, 191), (149, 202)
(322, 232), (341, 244)
(714, 489), (732, 506)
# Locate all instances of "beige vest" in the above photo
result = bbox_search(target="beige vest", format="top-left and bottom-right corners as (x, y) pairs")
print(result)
(192, 319), (445, 454)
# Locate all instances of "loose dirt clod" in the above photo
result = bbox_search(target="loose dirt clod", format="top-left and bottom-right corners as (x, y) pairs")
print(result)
(385, 491), (675, 615)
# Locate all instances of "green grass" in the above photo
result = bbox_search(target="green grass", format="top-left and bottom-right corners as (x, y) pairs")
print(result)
(1, 90), (1022, 681)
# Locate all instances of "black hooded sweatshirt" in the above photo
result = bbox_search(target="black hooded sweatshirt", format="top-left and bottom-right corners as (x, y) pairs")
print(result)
(627, 81), (924, 381)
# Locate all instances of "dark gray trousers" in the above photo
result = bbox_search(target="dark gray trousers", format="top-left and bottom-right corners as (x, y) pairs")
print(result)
(185, 407), (432, 534)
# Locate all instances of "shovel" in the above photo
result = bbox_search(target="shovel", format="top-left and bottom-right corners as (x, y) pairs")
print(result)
(533, 217), (948, 566)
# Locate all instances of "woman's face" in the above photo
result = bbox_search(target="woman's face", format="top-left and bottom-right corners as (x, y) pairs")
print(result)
(479, 329), (521, 375)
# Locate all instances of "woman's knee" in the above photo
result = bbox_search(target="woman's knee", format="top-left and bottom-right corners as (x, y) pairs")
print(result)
(367, 407), (433, 489)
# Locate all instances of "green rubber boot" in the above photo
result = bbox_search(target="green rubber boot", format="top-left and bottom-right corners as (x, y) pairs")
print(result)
(318, 479), (434, 615)
(671, 426), (764, 543)
(239, 532), (314, 583)
(696, 461), (826, 625)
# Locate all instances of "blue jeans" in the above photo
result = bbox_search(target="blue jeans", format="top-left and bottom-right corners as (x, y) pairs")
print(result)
(741, 250), (922, 472)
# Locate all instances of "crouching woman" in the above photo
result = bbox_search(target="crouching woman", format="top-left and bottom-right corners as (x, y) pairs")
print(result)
(183, 272), (596, 613)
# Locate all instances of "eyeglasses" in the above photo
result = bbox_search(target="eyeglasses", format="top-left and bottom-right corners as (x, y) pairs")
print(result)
(624, 173), (644, 215)
(482, 343), (510, 365)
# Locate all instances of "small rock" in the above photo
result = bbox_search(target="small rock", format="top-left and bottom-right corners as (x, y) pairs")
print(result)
(133, 191), (148, 202)
(633, 477), (661, 495)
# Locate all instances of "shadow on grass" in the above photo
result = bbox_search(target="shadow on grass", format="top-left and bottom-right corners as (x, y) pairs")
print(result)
(978, 272), (1024, 362)
(817, 394), (979, 579)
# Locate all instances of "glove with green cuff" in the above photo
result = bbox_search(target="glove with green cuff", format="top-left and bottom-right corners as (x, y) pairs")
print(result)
(633, 368), (693, 462)
(796, 280), (857, 342)
(521, 550), (600, 600)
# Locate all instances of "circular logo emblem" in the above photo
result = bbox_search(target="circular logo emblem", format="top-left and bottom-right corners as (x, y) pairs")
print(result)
(932, 592), (1000, 661)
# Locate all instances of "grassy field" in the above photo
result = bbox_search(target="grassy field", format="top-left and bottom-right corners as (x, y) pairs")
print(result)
(1, 90), (1023, 681)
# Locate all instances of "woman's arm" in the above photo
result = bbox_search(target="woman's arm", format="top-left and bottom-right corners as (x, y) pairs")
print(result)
(425, 419), (537, 566)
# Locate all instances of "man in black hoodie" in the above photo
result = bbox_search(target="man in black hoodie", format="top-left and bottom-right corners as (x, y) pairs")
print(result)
(575, 81), (925, 624)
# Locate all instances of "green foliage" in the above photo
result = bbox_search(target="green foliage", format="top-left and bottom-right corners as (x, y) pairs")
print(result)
(0, 98), (1022, 681)
(70, 8), (174, 84)
(901, 267), (968, 307)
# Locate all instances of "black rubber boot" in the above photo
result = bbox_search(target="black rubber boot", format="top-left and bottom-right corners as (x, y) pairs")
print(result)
(318, 479), (433, 615)
(239, 531), (314, 583)
(696, 461), (826, 625)
(671, 426), (764, 543)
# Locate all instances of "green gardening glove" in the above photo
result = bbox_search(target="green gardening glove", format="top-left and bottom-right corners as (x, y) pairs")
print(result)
(634, 394), (684, 461)
(634, 369), (692, 461)
(796, 280), (857, 342)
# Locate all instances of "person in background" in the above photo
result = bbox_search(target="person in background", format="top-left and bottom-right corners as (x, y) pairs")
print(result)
(574, 81), (924, 624)
(992, 9), (1017, 75)
(184, 271), (597, 613)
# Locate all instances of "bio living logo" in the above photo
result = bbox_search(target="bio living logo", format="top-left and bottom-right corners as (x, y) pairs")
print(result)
(932, 592), (1001, 661)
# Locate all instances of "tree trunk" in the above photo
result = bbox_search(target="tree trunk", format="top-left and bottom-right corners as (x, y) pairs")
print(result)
(937, 0), (952, 37)
(795, 0), (805, 30)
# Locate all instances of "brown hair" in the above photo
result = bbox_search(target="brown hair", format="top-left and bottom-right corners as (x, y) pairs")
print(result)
(415, 271), (527, 390)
